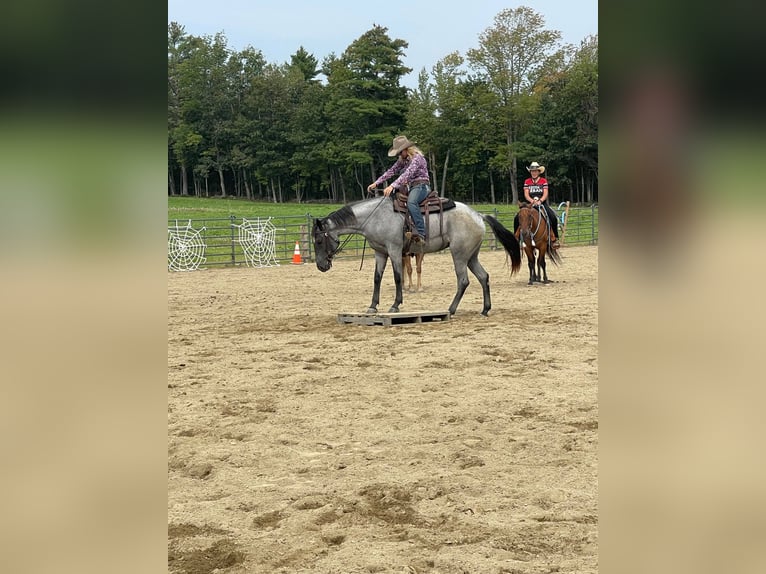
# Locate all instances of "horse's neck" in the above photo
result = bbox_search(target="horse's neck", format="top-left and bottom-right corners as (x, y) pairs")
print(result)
(328, 199), (380, 235)
(327, 219), (358, 235)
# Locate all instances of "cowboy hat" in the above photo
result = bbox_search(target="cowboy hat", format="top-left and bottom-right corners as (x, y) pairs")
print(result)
(526, 162), (545, 174)
(387, 135), (417, 157)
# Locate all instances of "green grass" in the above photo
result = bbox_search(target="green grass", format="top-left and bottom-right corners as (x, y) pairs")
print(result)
(167, 196), (525, 222)
(168, 196), (344, 221)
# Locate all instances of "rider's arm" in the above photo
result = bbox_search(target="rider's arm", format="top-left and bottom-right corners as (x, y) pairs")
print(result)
(372, 158), (405, 188)
(539, 182), (549, 203)
(523, 185), (534, 203)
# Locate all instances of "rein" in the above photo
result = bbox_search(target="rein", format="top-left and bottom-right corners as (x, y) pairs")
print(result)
(325, 194), (390, 266)
(521, 205), (546, 243)
(534, 207), (545, 238)
(359, 237), (367, 270)
(355, 195), (390, 270)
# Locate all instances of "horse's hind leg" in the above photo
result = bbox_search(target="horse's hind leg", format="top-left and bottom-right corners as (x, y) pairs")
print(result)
(416, 252), (423, 292)
(403, 255), (413, 291)
(467, 254), (491, 316)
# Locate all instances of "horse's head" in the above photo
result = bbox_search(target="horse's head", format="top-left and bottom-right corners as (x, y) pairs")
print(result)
(312, 217), (340, 272)
(517, 206), (533, 233)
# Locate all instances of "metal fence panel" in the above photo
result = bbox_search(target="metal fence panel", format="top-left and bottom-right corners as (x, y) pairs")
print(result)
(168, 205), (597, 269)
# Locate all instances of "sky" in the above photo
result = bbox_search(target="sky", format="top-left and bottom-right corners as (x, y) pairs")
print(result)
(168, 0), (598, 89)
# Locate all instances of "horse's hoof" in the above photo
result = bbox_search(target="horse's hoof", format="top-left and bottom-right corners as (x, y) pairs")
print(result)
(481, 310), (490, 317)
(366, 307), (377, 314)
(388, 306), (399, 313)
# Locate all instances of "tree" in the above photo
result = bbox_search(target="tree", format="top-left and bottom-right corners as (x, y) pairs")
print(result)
(406, 69), (439, 191)
(467, 6), (561, 204)
(323, 25), (410, 198)
(525, 36), (598, 203)
(290, 47), (320, 82)
(167, 16), (596, 205)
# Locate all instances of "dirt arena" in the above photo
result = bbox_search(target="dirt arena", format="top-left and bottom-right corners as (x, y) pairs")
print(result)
(168, 245), (598, 574)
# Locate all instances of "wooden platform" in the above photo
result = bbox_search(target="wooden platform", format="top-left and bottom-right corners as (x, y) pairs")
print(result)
(337, 310), (451, 327)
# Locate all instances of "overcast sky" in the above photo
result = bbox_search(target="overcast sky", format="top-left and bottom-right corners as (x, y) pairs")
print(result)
(168, 1), (598, 88)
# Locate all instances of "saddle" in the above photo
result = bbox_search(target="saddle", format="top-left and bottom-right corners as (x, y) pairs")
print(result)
(518, 202), (556, 249)
(393, 190), (456, 240)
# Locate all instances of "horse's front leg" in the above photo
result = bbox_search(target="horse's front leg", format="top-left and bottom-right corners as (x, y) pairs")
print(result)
(389, 253), (404, 313)
(367, 252), (388, 313)
(540, 253), (550, 283)
(448, 258), (471, 315)
(526, 249), (536, 285)
(535, 253), (542, 282)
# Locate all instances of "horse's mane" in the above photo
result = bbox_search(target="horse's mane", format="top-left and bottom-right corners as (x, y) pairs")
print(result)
(327, 204), (357, 228)
(328, 197), (388, 228)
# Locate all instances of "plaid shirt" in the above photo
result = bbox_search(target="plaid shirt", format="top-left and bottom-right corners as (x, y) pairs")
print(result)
(374, 153), (429, 190)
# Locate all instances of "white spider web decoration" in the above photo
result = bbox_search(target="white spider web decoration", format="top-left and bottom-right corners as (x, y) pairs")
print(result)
(168, 220), (207, 271)
(235, 217), (280, 267)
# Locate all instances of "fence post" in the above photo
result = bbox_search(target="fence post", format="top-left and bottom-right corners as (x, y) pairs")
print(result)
(230, 215), (236, 265)
(489, 208), (499, 250)
(591, 204), (595, 244)
(305, 214), (313, 262)
(300, 224), (309, 262)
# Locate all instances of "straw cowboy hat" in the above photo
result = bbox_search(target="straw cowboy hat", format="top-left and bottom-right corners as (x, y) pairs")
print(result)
(388, 135), (417, 157)
(527, 161), (545, 174)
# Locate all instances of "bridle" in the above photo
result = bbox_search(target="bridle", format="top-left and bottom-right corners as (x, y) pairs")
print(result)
(520, 206), (544, 240)
(314, 227), (341, 264)
(314, 196), (391, 265)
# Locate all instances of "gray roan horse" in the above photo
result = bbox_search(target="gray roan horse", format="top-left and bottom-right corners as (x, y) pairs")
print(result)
(312, 197), (521, 316)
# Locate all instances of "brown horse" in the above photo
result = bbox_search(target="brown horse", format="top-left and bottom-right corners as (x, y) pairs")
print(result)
(516, 205), (562, 285)
(402, 251), (424, 291)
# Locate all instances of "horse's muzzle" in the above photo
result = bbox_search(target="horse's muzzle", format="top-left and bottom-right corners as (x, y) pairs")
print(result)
(316, 260), (332, 272)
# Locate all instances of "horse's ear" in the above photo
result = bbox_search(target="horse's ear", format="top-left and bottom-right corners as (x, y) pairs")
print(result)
(313, 218), (322, 231)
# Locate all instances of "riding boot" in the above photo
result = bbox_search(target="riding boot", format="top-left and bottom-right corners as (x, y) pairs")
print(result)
(405, 231), (424, 243)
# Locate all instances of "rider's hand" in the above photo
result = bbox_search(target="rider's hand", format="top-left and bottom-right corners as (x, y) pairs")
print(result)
(367, 183), (376, 192)
(383, 185), (394, 197)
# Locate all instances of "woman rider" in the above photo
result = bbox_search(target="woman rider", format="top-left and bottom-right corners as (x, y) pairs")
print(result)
(367, 135), (431, 242)
(513, 162), (560, 249)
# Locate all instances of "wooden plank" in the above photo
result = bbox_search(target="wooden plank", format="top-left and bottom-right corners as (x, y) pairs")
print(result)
(337, 310), (450, 327)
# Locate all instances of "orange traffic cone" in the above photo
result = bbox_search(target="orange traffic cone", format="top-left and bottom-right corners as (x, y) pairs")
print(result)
(291, 241), (303, 265)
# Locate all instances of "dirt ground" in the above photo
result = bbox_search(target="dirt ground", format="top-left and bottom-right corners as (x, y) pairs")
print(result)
(168, 245), (598, 574)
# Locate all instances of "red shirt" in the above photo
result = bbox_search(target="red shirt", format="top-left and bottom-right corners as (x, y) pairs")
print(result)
(524, 177), (548, 202)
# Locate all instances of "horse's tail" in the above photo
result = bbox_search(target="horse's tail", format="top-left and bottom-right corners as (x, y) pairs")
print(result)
(483, 215), (521, 275)
(548, 241), (563, 266)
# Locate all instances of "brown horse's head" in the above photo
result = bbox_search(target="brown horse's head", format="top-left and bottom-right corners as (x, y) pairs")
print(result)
(517, 206), (538, 243)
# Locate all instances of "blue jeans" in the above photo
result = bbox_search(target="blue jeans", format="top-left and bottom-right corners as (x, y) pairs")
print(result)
(407, 184), (429, 237)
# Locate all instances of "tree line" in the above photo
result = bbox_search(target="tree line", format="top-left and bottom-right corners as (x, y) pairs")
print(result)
(168, 7), (597, 205)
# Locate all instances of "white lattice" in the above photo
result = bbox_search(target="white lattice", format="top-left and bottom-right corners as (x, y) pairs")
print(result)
(168, 220), (207, 271)
(235, 217), (280, 267)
